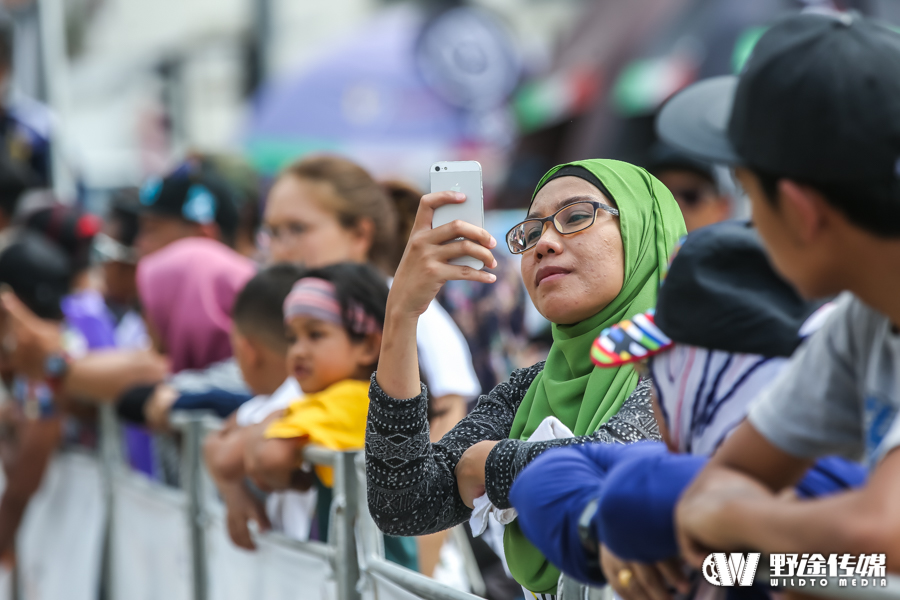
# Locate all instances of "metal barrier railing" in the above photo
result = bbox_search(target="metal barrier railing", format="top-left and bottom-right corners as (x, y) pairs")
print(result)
(353, 454), (482, 600)
(186, 412), (357, 600)
(43, 406), (900, 600)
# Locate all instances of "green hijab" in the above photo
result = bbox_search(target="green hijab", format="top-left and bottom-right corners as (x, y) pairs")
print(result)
(504, 159), (686, 594)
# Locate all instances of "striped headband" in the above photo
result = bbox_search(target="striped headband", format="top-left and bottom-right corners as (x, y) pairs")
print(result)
(283, 277), (380, 336)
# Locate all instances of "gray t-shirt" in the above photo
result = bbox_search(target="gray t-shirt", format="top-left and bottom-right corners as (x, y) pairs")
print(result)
(748, 293), (900, 469)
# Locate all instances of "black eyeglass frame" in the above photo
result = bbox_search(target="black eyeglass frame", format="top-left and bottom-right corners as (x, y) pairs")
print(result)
(505, 200), (620, 254)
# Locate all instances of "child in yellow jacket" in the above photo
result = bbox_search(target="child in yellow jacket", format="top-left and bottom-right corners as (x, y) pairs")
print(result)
(244, 263), (387, 490)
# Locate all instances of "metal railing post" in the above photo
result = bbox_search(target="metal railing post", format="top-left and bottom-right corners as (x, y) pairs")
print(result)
(174, 412), (209, 600)
(332, 450), (362, 600)
(98, 404), (121, 600)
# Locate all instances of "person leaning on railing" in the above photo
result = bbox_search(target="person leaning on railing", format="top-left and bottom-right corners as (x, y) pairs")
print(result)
(366, 158), (686, 597)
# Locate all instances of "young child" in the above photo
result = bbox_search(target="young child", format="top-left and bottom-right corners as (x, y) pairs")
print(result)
(244, 263), (386, 492)
(202, 264), (304, 549)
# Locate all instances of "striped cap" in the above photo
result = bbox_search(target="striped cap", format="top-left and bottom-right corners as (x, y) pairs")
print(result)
(590, 309), (673, 368)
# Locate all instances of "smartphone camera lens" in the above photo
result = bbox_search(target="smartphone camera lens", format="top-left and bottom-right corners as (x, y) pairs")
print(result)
(435, 166), (441, 172)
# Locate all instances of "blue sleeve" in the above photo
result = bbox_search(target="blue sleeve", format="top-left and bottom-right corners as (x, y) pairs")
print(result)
(515, 440), (868, 584)
(597, 451), (705, 563)
(509, 441), (666, 585)
(172, 390), (253, 418)
(598, 453), (867, 564)
(795, 455), (867, 498)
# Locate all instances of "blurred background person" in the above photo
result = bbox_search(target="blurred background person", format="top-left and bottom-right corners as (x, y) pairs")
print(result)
(0, 234), (82, 560)
(92, 189), (148, 349)
(645, 142), (731, 232)
(135, 162), (240, 258)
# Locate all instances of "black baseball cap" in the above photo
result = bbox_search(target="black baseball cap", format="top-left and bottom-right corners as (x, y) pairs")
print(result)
(657, 12), (900, 183)
(646, 142), (716, 183)
(591, 221), (823, 368)
(654, 220), (822, 357)
(138, 163), (239, 241)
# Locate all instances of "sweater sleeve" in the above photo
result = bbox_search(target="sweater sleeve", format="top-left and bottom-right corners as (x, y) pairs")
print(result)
(365, 362), (544, 536)
(484, 377), (659, 509)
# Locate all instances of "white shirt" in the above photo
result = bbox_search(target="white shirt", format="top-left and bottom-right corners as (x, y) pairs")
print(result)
(234, 377), (315, 541)
(386, 277), (480, 400)
(417, 299), (481, 399)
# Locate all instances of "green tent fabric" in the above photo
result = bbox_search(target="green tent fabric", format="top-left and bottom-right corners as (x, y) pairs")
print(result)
(504, 159), (686, 594)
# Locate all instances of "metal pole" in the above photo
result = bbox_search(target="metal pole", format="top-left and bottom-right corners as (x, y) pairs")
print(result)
(98, 405), (121, 600)
(252, 0), (272, 86)
(332, 451), (362, 600)
(176, 413), (209, 600)
(35, 0), (75, 200)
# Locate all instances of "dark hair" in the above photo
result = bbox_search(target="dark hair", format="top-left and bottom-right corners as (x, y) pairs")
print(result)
(294, 262), (389, 343)
(232, 263), (305, 352)
(752, 168), (900, 238)
(0, 233), (71, 320)
(21, 205), (101, 273)
(382, 179), (422, 268)
(108, 188), (141, 247)
(279, 155), (400, 274)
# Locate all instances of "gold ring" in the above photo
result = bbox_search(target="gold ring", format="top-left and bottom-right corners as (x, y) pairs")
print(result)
(618, 568), (633, 588)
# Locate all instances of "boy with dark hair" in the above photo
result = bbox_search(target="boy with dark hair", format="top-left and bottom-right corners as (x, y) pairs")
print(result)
(203, 264), (306, 549)
(229, 264), (300, 398)
(655, 12), (900, 571)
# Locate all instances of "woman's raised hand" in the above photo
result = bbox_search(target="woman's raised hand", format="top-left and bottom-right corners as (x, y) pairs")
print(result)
(390, 191), (498, 319)
(377, 191), (498, 400)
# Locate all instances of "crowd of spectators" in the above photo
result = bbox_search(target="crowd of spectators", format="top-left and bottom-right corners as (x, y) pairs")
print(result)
(2, 8), (897, 600)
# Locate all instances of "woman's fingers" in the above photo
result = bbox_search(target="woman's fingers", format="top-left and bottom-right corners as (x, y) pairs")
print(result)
(424, 218), (496, 249)
(433, 239), (498, 271)
(411, 191), (467, 233)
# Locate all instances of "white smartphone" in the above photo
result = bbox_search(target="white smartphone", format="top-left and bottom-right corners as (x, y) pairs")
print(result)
(430, 160), (485, 270)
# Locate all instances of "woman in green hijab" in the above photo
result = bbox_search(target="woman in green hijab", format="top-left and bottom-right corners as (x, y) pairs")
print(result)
(366, 159), (685, 596)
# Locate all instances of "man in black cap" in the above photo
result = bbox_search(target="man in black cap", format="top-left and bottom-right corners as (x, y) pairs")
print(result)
(646, 142), (731, 232)
(656, 11), (900, 572)
(134, 162), (239, 257)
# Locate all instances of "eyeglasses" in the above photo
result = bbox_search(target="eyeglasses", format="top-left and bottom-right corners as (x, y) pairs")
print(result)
(506, 200), (619, 254)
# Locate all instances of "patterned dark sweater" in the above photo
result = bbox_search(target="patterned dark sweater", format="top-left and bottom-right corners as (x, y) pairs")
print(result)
(365, 361), (659, 536)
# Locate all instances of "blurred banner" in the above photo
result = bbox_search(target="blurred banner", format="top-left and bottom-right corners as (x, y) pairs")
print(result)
(242, 5), (519, 186)
(17, 453), (106, 600)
